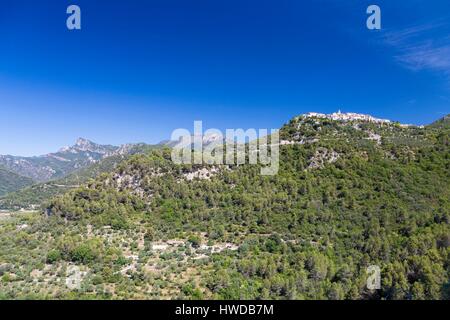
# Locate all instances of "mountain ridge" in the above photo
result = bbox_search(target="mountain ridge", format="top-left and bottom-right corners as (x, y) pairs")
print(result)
(0, 138), (154, 182)
(0, 143), (161, 210)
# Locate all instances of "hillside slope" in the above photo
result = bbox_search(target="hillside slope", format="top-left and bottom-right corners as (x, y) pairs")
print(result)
(1, 113), (449, 300)
(0, 138), (155, 183)
(0, 167), (34, 196)
(428, 114), (450, 129)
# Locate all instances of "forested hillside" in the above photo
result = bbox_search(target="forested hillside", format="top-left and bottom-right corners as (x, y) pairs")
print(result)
(0, 114), (448, 300)
(0, 167), (34, 197)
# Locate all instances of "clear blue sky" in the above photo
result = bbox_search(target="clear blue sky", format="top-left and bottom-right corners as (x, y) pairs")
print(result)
(1, 0), (449, 156)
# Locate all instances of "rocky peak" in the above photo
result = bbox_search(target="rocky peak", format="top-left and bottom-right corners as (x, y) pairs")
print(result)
(58, 138), (118, 155)
(75, 137), (93, 147)
(74, 138), (98, 151)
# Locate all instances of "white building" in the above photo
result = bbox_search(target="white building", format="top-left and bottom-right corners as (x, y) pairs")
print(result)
(303, 110), (391, 124)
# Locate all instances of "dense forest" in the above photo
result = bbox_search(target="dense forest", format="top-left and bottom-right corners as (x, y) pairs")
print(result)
(0, 115), (449, 300)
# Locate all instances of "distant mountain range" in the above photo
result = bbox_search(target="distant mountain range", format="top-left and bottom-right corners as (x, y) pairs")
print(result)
(0, 138), (138, 183)
(0, 138), (159, 200)
(0, 112), (448, 208)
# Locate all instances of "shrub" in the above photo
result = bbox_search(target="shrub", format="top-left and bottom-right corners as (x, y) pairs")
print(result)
(46, 250), (62, 264)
